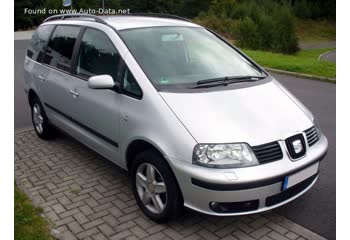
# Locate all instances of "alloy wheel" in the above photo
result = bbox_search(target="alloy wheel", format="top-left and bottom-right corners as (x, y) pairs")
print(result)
(33, 103), (44, 134)
(135, 163), (167, 214)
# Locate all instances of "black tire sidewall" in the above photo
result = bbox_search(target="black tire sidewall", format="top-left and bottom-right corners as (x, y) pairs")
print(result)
(31, 98), (53, 139)
(130, 150), (183, 222)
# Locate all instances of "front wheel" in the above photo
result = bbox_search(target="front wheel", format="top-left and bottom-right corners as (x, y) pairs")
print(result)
(130, 150), (183, 222)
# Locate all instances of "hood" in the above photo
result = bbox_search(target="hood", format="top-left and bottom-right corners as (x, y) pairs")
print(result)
(159, 80), (313, 146)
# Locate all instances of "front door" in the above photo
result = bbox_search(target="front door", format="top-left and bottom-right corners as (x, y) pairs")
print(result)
(69, 27), (123, 165)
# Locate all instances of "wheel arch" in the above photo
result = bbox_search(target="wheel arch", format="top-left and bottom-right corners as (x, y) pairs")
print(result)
(125, 138), (184, 204)
(28, 89), (39, 106)
(125, 139), (167, 171)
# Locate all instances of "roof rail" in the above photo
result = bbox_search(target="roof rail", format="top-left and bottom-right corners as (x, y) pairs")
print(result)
(43, 14), (107, 24)
(124, 13), (191, 22)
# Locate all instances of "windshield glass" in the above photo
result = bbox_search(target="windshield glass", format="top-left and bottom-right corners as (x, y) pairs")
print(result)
(119, 27), (263, 88)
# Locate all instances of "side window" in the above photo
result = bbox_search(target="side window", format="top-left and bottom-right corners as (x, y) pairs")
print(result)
(76, 28), (120, 80)
(27, 25), (54, 62)
(123, 67), (142, 98)
(43, 25), (80, 72)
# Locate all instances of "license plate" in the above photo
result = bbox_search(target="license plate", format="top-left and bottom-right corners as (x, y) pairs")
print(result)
(282, 162), (319, 191)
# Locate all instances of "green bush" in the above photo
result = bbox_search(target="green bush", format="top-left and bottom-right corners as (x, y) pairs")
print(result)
(196, 0), (299, 54)
(236, 17), (258, 49)
(272, 7), (299, 53)
(294, 0), (312, 19)
(193, 14), (238, 39)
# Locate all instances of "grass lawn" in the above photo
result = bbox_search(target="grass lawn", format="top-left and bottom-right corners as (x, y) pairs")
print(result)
(242, 48), (336, 78)
(15, 185), (54, 240)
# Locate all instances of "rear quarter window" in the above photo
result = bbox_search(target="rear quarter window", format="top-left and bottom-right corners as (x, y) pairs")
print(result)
(43, 25), (80, 72)
(27, 25), (55, 62)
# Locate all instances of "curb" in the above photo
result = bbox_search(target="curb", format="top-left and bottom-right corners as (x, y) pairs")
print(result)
(265, 67), (336, 84)
(318, 50), (335, 61)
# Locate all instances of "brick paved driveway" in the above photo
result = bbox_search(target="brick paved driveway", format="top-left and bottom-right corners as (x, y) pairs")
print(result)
(15, 129), (326, 240)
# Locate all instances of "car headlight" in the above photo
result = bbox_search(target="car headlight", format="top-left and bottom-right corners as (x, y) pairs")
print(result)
(193, 143), (259, 168)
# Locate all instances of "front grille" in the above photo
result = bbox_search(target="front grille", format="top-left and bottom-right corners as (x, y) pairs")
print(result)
(252, 141), (283, 164)
(285, 134), (307, 159)
(265, 173), (317, 207)
(304, 126), (319, 147)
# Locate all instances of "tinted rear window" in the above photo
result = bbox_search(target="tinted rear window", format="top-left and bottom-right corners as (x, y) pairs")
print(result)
(43, 25), (80, 72)
(27, 25), (55, 62)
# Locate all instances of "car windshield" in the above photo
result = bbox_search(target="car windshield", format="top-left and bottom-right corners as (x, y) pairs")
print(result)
(119, 26), (264, 89)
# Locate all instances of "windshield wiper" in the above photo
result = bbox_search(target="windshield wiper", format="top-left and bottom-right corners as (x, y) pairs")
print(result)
(192, 75), (266, 89)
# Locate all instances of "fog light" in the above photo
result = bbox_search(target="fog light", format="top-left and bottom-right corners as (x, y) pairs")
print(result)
(209, 200), (259, 213)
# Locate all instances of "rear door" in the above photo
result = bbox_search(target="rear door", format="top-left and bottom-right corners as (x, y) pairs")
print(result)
(69, 27), (123, 165)
(41, 25), (82, 125)
(24, 24), (55, 99)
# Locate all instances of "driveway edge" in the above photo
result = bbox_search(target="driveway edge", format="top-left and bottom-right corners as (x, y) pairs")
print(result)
(265, 67), (336, 84)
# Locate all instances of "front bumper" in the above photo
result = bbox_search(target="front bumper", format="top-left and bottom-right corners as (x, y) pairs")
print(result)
(168, 134), (328, 216)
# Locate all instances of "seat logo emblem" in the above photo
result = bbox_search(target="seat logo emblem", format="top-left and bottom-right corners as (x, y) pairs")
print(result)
(292, 139), (303, 154)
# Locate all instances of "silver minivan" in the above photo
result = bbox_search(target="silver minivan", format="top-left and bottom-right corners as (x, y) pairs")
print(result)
(24, 14), (328, 222)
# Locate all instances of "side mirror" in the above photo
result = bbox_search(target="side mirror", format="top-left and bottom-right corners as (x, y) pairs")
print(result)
(88, 75), (115, 89)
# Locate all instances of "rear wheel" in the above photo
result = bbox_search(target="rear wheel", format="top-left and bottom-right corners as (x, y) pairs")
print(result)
(130, 150), (183, 222)
(30, 97), (56, 139)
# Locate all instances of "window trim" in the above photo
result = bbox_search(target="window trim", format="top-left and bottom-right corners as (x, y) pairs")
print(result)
(70, 26), (143, 100)
(26, 24), (56, 63)
(119, 60), (143, 100)
(42, 24), (83, 74)
(71, 26), (122, 81)
(40, 23), (143, 99)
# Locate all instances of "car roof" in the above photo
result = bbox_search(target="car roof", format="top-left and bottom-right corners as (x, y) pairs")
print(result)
(101, 16), (200, 30)
(43, 15), (201, 30)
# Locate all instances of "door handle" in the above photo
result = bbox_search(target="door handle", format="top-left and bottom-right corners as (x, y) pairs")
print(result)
(70, 89), (79, 98)
(38, 75), (45, 82)
(122, 113), (128, 121)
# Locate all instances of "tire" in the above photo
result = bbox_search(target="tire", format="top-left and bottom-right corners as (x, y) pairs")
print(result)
(130, 149), (183, 222)
(30, 97), (56, 139)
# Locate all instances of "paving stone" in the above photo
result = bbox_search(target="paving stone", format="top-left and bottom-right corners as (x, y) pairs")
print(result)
(97, 223), (115, 237)
(197, 229), (219, 240)
(265, 222), (289, 235)
(92, 233), (108, 240)
(130, 225), (149, 239)
(163, 228), (184, 240)
(144, 232), (167, 240)
(110, 230), (132, 240)
(250, 226), (271, 239)
(60, 208), (80, 219)
(285, 231), (299, 240)
(14, 130), (327, 240)
(102, 215), (119, 227)
(232, 230), (255, 240)
(52, 203), (65, 214)
(73, 212), (89, 225)
(61, 230), (77, 240)
(80, 205), (95, 216)
(46, 210), (59, 222)
(115, 221), (136, 232)
(83, 219), (104, 230)
(268, 231), (290, 240)
(67, 221), (84, 234)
